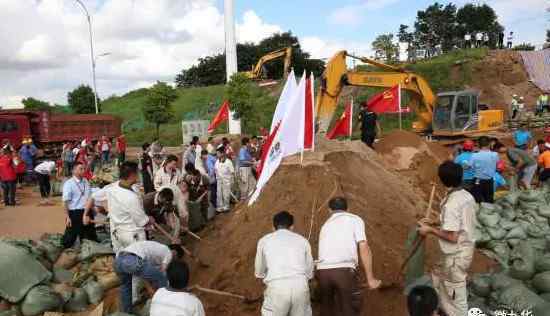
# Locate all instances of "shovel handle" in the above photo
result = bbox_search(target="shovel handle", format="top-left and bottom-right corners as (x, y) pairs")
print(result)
(192, 285), (246, 300)
(400, 235), (426, 274)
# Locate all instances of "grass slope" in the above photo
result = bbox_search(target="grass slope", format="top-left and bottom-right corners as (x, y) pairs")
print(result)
(101, 48), (489, 145)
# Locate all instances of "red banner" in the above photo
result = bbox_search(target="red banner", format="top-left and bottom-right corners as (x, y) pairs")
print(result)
(257, 122), (281, 177)
(366, 85), (400, 113)
(304, 74), (314, 150)
(326, 101), (352, 140)
(207, 100), (230, 133)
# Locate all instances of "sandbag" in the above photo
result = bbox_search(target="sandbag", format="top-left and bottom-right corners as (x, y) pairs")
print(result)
(529, 238), (548, 253)
(527, 223), (549, 238)
(541, 293), (550, 302)
(64, 288), (89, 312)
(519, 189), (546, 202)
(533, 302), (550, 316)
(54, 249), (79, 269)
(519, 200), (540, 211)
(533, 271), (550, 293)
(501, 207), (517, 221)
(51, 283), (73, 304)
(509, 241), (537, 280)
(475, 228), (491, 244)
(0, 242), (52, 303)
(486, 226), (507, 240)
(36, 241), (62, 263)
(508, 238), (521, 248)
(501, 191), (520, 206)
(78, 240), (113, 262)
(539, 205), (550, 218)
(498, 283), (545, 312)
(487, 241), (510, 263)
(537, 254), (550, 272)
(20, 285), (62, 316)
(478, 211), (500, 227)
(52, 267), (74, 284)
(505, 226), (527, 239)
(500, 219), (519, 231)
(187, 200), (205, 232)
(470, 274), (492, 297)
(82, 279), (104, 305)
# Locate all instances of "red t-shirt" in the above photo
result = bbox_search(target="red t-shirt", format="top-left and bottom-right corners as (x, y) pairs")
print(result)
(0, 155), (17, 181)
(15, 159), (26, 175)
(117, 137), (126, 152)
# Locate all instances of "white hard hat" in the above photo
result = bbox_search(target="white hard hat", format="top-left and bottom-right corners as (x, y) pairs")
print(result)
(520, 96), (524, 100)
(513, 94), (518, 97)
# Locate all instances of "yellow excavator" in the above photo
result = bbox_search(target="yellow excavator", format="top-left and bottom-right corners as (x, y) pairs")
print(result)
(242, 47), (292, 80)
(316, 51), (504, 137)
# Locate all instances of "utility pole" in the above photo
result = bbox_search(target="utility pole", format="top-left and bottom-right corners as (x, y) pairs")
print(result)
(75, 0), (99, 114)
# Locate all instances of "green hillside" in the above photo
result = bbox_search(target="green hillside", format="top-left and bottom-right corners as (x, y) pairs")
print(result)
(101, 48), (489, 146)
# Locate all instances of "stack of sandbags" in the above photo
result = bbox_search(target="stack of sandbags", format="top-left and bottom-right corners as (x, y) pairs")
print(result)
(471, 188), (550, 314)
(0, 235), (119, 316)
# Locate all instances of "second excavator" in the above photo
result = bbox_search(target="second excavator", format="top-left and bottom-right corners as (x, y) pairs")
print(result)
(241, 47), (292, 80)
(316, 51), (504, 137)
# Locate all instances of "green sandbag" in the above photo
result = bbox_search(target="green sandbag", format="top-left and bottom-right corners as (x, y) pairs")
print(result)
(501, 207), (517, 221)
(480, 202), (500, 214)
(187, 200), (205, 232)
(533, 271), (550, 293)
(510, 241), (536, 280)
(533, 302), (550, 316)
(0, 242), (52, 303)
(539, 205), (550, 218)
(500, 219), (519, 230)
(505, 226), (527, 239)
(52, 267), (74, 284)
(490, 273), (521, 290)
(529, 238), (548, 253)
(478, 211), (501, 227)
(501, 191), (520, 206)
(540, 293), (550, 302)
(519, 200), (540, 211)
(470, 274), (492, 297)
(519, 189), (546, 202)
(474, 227), (491, 244)
(498, 283), (545, 312)
(508, 238), (521, 248)
(82, 279), (104, 305)
(64, 288), (89, 312)
(36, 241), (62, 263)
(536, 254), (550, 272)
(20, 285), (62, 316)
(78, 240), (113, 262)
(527, 223), (549, 238)
(487, 241), (510, 263)
(486, 226), (507, 239)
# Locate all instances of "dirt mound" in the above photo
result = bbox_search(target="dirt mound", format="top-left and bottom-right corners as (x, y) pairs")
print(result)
(467, 50), (542, 111)
(187, 139), (492, 315)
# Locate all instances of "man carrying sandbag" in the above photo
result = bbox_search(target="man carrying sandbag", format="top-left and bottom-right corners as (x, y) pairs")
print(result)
(418, 161), (477, 316)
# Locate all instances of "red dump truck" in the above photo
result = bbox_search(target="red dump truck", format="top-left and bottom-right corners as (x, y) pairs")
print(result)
(0, 110), (122, 150)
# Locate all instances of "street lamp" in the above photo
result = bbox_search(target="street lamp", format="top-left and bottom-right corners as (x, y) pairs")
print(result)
(74, 0), (100, 114)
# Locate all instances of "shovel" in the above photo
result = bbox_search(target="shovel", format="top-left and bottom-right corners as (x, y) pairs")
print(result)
(153, 223), (210, 268)
(189, 285), (262, 304)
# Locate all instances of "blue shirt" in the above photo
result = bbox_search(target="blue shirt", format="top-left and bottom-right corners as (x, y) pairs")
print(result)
(239, 147), (253, 167)
(19, 144), (37, 169)
(494, 173), (506, 192)
(62, 176), (91, 210)
(206, 154), (217, 181)
(471, 150), (499, 180)
(514, 130), (532, 147)
(454, 152), (475, 181)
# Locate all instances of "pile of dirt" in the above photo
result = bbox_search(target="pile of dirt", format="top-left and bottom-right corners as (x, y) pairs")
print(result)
(187, 139), (492, 315)
(376, 130), (451, 199)
(465, 50), (542, 110)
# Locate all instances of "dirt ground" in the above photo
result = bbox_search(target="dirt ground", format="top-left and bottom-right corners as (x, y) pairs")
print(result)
(0, 186), (65, 240)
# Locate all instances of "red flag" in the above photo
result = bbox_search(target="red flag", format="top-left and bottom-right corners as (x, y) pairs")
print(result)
(326, 101), (352, 140)
(304, 74), (314, 150)
(257, 122), (281, 177)
(207, 101), (230, 133)
(366, 85), (400, 113)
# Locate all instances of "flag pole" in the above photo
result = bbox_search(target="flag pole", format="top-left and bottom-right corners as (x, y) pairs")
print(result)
(350, 96), (354, 139)
(311, 73), (315, 152)
(398, 84), (402, 130)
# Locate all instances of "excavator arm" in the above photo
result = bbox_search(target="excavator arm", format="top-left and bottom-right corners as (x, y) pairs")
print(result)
(243, 47), (292, 80)
(316, 50), (436, 133)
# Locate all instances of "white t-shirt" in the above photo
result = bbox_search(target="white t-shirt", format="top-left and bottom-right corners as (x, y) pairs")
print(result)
(439, 189), (477, 255)
(150, 288), (205, 316)
(475, 32), (483, 41)
(97, 181), (149, 233)
(123, 241), (172, 268)
(34, 161), (56, 175)
(317, 212), (367, 270)
(101, 143), (110, 152)
(464, 34), (471, 41)
(254, 229), (314, 284)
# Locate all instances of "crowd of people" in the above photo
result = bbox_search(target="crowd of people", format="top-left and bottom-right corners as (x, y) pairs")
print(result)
(463, 30), (515, 49)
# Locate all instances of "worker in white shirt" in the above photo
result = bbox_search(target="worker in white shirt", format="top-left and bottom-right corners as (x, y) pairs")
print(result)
(154, 155), (183, 191)
(86, 161), (155, 252)
(34, 160), (56, 205)
(317, 197), (381, 316)
(151, 259), (205, 316)
(507, 31), (514, 49)
(475, 32), (483, 48)
(464, 33), (471, 49)
(255, 211), (314, 316)
(214, 146), (234, 213)
(114, 240), (184, 314)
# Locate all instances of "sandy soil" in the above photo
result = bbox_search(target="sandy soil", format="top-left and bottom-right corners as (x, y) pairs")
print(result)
(0, 186), (65, 240)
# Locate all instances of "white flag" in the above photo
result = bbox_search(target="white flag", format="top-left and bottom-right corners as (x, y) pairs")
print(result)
(270, 70), (297, 133)
(279, 72), (306, 157)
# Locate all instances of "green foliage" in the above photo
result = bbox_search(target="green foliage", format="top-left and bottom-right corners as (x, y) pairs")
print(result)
(372, 34), (398, 63)
(21, 97), (51, 111)
(143, 81), (177, 138)
(67, 85), (98, 114)
(175, 31), (325, 87)
(456, 3), (503, 48)
(224, 73), (276, 134)
(513, 43), (536, 51)
(414, 2), (458, 52)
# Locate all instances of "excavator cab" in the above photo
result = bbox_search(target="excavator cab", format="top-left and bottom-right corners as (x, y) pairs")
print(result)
(432, 90), (503, 136)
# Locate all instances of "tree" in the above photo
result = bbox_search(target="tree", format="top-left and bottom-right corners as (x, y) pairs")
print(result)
(224, 73), (276, 134)
(372, 34), (398, 63)
(456, 4), (503, 48)
(414, 2), (458, 52)
(21, 97), (51, 111)
(143, 81), (177, 138)
(68, 85), (98, 114)
(513, 43), (536, 51)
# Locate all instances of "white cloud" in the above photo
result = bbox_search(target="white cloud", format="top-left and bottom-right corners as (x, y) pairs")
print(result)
(301, 36), (374, 63)
(328, 0), (400, 27)
(0, 0), (284, 106)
